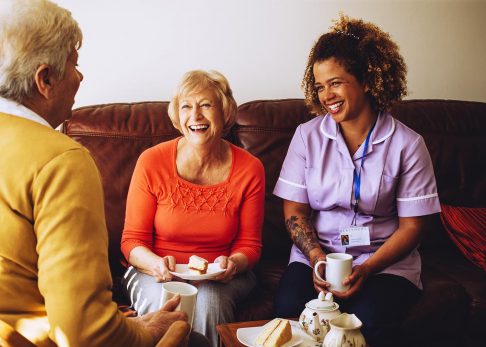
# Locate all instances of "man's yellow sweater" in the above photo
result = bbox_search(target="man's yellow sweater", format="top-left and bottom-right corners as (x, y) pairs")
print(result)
(0, 113), (153, 346)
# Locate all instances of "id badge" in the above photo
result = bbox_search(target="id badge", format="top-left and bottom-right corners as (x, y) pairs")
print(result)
(339, 226), (370, 247)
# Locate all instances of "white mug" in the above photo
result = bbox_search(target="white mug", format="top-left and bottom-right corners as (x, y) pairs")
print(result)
(314, 253), (353, 292)
(160, 282), (198, 327)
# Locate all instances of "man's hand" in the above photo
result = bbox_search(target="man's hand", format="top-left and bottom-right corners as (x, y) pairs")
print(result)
(134, 294), (188, 344)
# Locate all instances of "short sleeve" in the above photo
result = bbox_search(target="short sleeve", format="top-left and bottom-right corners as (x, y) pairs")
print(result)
(273, 125), (309, 203)
(396, 136), (441, 217)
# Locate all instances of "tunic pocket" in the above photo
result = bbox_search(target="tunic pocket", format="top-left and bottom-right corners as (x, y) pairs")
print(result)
(305, 166), (341, 210)
(375, 173), (398, 216)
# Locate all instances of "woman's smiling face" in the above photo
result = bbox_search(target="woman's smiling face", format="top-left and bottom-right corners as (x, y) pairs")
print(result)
(313, 57), (370, 124)
(178, 88), (224, 147)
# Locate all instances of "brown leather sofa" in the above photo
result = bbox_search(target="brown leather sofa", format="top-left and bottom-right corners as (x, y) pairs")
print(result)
(63, 99), (486, 347)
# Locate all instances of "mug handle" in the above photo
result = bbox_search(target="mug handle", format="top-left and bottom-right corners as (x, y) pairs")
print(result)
(314, 260), (327, 282)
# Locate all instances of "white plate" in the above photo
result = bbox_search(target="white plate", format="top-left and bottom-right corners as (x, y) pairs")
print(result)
(236, 321), (305, 347)
(169, 263), (225, 280)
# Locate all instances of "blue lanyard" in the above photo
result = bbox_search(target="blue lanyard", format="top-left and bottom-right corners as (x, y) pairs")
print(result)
(352, 120), (376, 225)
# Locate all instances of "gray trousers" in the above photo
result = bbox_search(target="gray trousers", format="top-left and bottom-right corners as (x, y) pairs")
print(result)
(122, 266), (256, 347)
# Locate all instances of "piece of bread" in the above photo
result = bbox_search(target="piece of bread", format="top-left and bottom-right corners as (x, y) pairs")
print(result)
(254, 318), (292, 347)
(188, 255), (208, 274)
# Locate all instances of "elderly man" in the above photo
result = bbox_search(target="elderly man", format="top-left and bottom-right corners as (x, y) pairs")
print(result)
(0, 1), (198, 346)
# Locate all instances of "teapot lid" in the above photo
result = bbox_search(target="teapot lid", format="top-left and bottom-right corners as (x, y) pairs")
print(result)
(306, 292), (339, 311)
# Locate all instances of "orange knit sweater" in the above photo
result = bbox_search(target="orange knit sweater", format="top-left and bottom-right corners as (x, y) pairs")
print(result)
(121, 138), (265, 268)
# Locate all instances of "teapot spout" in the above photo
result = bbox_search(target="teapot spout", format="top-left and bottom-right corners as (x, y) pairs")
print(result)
(309, 312), (325, 341)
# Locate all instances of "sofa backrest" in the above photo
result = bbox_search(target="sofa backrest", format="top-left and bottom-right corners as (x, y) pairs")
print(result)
(390, 100), (486, 208)
(64, 102), (179, 276)
(230, 100), (314, 260)
(64, 99), (486, 276)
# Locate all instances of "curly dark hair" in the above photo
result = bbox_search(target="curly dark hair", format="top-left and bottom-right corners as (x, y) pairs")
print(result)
(302, 14), (407, 115)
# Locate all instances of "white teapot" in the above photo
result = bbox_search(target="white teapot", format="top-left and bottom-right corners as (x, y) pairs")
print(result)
(299, 291), (341, 342)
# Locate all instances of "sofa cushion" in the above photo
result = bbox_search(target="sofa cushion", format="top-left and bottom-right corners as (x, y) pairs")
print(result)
(401, 261), (469, 346)
(440, 204), (486, 271)
(421, 250), (486, 338)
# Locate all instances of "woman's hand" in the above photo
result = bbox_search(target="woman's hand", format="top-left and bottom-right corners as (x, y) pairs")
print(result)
(312, 268), (331, 294)
(331, 264), (371, 299)
(311, 255), (331, 293)
(152, 255), (176, 282)
(330, 216), (427, 299)
(212, 255), (238, 283)
(311, 253), (330, 294)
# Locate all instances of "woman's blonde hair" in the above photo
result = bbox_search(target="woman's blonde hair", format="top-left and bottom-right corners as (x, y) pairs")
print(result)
(168, 70), (237, 135)
(0, 0), (82, 103)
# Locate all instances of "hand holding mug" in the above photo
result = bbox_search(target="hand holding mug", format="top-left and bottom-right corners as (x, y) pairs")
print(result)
(314, 253), (353, 292)
(135, 295), (187, 343)
(337, 263), (371, 299)
(159, 281), (198, 327)
(312, 255), (329, 293)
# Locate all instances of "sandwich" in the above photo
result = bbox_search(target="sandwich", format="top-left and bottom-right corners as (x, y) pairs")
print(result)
(188, 255), (208, 275)
(254, 318), (292, 347)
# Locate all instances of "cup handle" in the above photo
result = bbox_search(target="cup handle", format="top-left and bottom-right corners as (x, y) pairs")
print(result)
(314, 260), (327, 282)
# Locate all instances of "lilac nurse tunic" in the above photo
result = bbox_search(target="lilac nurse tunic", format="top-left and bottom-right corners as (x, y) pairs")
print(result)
(273, 113), (441, 288)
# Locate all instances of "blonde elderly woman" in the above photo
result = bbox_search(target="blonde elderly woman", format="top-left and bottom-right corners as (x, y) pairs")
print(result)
(121, 70), (265, 346)
(0, 0), (193, 346)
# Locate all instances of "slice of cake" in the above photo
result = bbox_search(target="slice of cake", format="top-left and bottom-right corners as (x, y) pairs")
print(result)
(254, 318), (292, 347)
(188, 255), (208, 275)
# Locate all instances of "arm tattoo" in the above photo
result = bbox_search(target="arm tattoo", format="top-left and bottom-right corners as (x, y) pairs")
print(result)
(285, 215), (320, 259)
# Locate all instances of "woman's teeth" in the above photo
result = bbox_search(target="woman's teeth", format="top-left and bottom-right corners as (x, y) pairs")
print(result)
(328, 101), (343, 113)
(189, 124), (209, 131)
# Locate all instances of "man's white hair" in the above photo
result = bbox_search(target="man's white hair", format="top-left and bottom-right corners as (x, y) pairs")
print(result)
(0, 0), (82, 103)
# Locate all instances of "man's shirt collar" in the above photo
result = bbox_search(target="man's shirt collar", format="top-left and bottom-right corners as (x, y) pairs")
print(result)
(0, 96), (51, 128)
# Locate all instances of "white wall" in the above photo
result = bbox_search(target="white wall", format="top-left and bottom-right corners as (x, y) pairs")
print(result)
(54, 0), (486, 107)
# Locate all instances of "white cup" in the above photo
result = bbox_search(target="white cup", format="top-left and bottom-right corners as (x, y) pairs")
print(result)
(160, 282), (198, 327)
(314, 253), (353, 292)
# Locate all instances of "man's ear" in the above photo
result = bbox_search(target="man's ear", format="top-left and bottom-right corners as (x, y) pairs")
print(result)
(34, 64), (53, 99)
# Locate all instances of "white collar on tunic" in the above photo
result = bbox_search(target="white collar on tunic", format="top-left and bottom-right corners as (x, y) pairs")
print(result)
(0, 96), (52, 128)
(319, 112), (395, 144)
